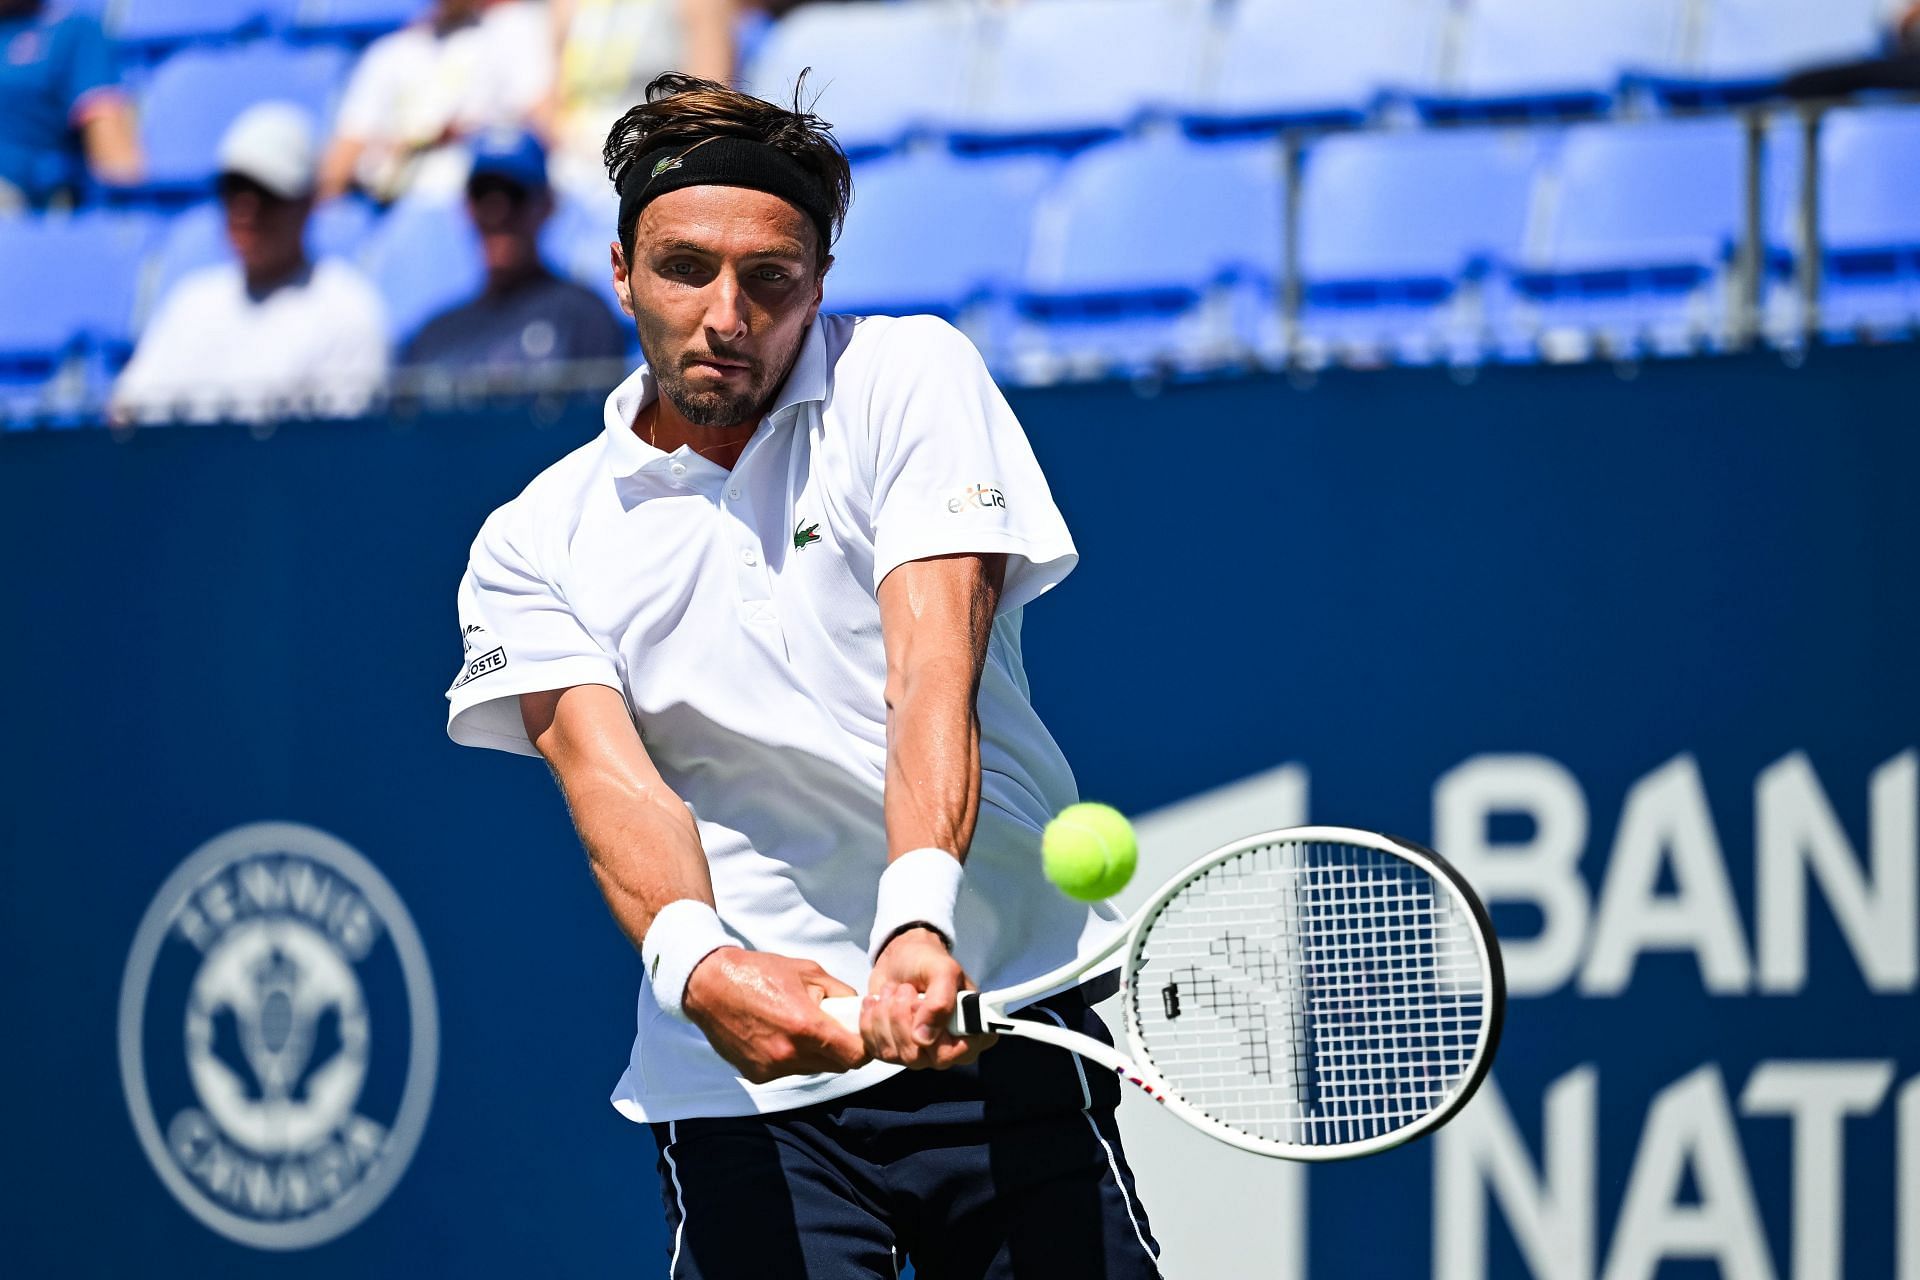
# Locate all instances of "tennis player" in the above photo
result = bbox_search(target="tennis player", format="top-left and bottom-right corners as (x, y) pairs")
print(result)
(446, 73), (1160, 1278)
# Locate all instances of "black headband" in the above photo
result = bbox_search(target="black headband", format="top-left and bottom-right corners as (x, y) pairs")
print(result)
(617, 136), (835, 253)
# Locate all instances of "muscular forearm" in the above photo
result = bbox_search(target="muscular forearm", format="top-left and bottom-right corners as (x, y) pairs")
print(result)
(879, 554), (1001, 862)
(524, 685), (714, 951)
(561, 761), (715, 950)
(868, 555), (1006, 1070)
(523, 685), (865, 1076)
(883, 658), (984, 861)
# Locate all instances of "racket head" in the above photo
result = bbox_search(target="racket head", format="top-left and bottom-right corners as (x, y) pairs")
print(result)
(1119, 826), (1505, 1161)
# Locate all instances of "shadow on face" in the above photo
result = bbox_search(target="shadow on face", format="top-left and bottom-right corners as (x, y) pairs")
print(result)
(218, 174), (310, 285)
(432, 0), (484, 29)
(612, 185), (832, 429)
(467, 176), (551, 280)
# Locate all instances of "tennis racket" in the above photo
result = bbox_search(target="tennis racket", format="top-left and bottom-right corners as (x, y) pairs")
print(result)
(823, 826), (1505, 1161)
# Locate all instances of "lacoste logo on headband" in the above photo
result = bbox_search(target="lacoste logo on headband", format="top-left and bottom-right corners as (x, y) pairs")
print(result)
(650, 155), (685, 178)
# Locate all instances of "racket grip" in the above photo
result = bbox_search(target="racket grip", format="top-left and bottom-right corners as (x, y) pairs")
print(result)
(817, 993), (975, 1035)
(819, 995), (862, 1032)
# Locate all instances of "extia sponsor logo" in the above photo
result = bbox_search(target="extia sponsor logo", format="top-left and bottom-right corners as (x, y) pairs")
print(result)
(119, 823), (438, 1250)
(947, 483), (1007, 514)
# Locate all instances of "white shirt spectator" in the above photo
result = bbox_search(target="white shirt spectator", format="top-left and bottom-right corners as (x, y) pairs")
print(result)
(114, 260), (390, 423)
(333, 0), (554, 202)
(546, 0), (684, 196)
(445, 313), (1123, 1123)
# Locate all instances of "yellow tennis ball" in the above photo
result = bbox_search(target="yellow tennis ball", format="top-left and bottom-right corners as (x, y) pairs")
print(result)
(1042, 802), (1138, 901)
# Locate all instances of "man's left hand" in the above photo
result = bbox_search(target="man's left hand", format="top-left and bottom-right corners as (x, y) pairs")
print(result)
(863, 927), (996, 1070)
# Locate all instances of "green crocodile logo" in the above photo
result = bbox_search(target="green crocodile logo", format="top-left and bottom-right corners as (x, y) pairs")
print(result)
(793, 520), (822, 550)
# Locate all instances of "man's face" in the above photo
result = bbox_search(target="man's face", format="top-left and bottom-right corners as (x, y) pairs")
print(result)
(613, 185), (828, 429)
(467, 176), (549, 276)
(218, 176), (308, 277)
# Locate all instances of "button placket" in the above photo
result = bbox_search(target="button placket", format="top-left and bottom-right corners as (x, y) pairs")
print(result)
(728, 486), (773, 622)
(724, 421), (785, 633)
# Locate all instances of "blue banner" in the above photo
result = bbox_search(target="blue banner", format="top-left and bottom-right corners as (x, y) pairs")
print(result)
(5, 343), (1915, 1276)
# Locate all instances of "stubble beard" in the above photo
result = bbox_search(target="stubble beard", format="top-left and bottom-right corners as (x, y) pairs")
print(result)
(636, 319), (807, 431)
(655, 367), (766, 428)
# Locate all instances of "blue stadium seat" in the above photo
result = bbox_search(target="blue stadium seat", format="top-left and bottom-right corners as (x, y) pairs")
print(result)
(138, 43), (350, 197)
(0, 213), (153, 359)
(360, 197), (483, 343)
(1813, 106), (1920, 341)
(744, 1), (981, 157)
(539, 188), (628, 323)
(288, 0), (425, 43)
(1422, 0), (1688, 121)
(141, 198), (379, 331)
(1650, 0), (1888, 106)
(1296, 128), (1541, 364)
(953, 0), (1211, 151)
(111, 0), (289, 54)
(1509, 118), (1749, 357)
(364, 192), (625, 344)
(1183, 0), (1447, 135)
(0, 213), (153, 422)
(1010, 134), (1283, 376)
(826, 150), (1058, 323)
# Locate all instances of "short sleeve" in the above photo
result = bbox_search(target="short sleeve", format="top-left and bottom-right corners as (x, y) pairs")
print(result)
(61, 16), (123, 119)
(481, 1), (554, 118)
(866, 317), (1077, 611)
(445, 510), (622, 756)
(332, 36), (401, 140)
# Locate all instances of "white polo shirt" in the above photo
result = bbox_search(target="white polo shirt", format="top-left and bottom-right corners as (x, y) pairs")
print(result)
(446, 313), (1123, 1122)
(333, 1), (553, 200)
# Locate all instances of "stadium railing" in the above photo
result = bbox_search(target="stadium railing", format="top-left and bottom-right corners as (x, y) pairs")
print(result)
(5, 0), (1920, 425)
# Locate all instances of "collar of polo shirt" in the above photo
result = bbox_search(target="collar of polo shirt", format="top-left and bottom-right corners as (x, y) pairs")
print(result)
(602, 320), (831, 479)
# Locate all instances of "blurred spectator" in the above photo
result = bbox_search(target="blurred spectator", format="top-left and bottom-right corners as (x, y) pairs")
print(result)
(0, 0), (142, 210)
(540, 0), (736, 195)
(1783, 2), (1920, 97)
(115, 104), (389, 423)
(319, 0), (553, 205)
(402, 129), (627, 372)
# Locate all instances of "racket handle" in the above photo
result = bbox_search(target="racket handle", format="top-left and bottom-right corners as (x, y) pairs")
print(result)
(817, 993), (974, 1035)
(819, 995), (862, 1032)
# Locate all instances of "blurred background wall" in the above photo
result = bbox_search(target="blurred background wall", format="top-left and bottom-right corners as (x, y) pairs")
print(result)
(5, 343), (1916, 1276)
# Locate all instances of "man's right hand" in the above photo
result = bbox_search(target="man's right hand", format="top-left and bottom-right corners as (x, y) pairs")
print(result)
(683, 948), (870, 1084)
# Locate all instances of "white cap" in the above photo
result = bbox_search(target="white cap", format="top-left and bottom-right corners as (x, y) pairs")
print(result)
(217, 102), (318, 200)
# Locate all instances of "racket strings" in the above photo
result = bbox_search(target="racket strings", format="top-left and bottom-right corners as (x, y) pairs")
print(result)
(1128, 840), (1489, 1150)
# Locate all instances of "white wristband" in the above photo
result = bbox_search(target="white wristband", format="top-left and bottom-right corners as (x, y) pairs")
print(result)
(869, 847), (963, 961)
(642, 899), (735, 1021)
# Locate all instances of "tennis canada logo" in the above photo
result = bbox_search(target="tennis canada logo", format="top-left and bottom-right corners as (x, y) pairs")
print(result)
(118, 822), (439, 1250)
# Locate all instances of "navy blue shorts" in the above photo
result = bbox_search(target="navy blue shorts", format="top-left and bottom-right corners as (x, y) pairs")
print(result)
(650, 984), (1162, 1279)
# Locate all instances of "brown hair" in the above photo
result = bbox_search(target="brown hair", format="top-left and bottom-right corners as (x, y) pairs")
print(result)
(603, 72), (852, 266)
